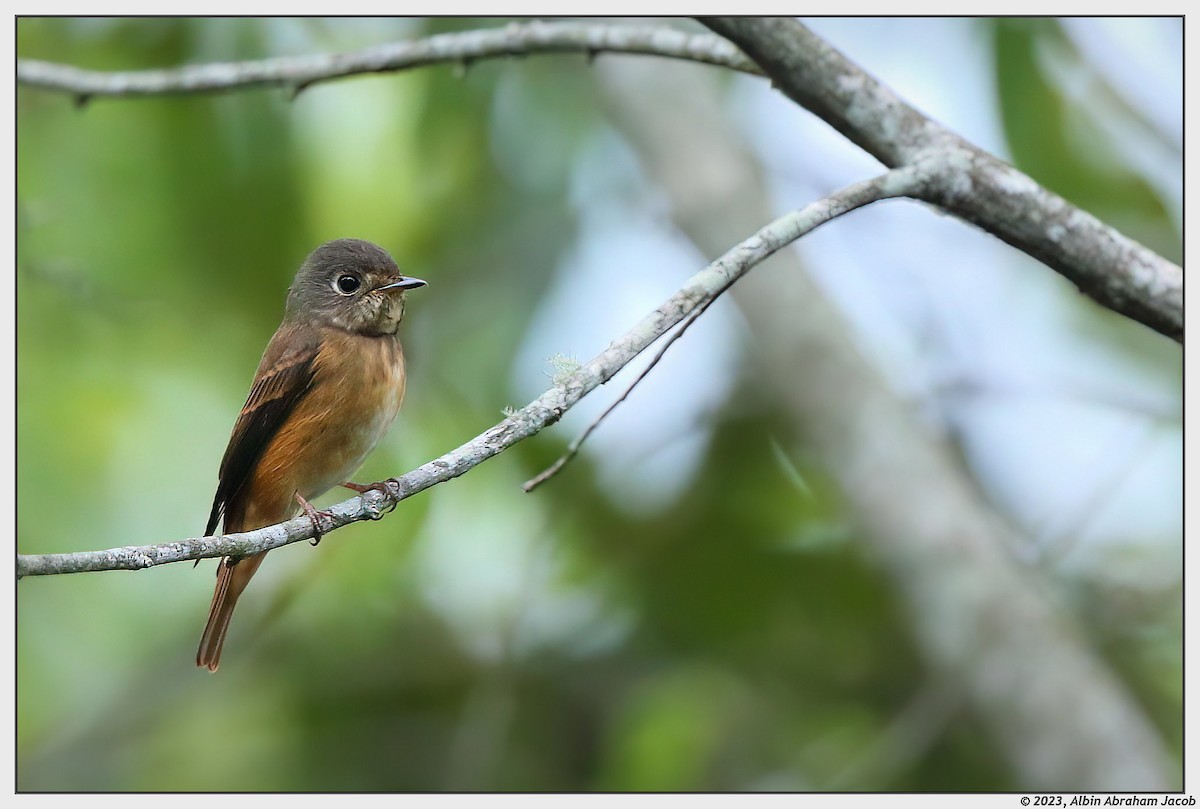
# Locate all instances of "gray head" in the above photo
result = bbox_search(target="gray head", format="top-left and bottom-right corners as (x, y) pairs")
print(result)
(285, 238), (426, 336)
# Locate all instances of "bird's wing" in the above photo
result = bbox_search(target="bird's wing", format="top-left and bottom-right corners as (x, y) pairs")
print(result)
(205, 326), (320, 536)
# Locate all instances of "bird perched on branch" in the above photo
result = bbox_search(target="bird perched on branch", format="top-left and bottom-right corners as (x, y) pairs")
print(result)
(197, 238), (426, 672)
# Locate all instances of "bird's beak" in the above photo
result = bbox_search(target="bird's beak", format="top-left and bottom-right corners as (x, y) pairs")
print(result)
(376, 275), (428, 292)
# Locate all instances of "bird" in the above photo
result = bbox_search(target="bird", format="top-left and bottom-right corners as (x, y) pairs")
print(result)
(196, 238), (426, 672)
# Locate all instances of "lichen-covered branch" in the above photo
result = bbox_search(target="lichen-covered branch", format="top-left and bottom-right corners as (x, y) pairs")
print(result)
(16, 21), (760, 99)
(19, 18), (1181, 341)
(700, 17), (1183, 343)
(16, 167), (919, 579)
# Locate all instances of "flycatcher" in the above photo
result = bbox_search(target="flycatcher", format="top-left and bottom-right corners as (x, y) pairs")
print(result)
(197, 238), (426, 672)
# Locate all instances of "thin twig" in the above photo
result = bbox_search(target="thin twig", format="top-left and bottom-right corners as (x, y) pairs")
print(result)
(17, 21), (762, 99)
(17, 167), (920, 578)
(523, 275), (737, 492)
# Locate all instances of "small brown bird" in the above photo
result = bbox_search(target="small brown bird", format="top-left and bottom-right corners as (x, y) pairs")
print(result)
(197, 238), (426, 672)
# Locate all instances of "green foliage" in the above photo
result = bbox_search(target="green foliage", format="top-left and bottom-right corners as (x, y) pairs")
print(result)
(17, 18), (1179, 792)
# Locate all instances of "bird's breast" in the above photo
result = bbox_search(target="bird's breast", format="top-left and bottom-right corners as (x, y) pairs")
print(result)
(267, 330), (407, 504)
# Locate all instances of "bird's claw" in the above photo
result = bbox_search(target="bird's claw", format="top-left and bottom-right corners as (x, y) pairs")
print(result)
(294, 491), (332, 545)
(342, 479), (402, 518)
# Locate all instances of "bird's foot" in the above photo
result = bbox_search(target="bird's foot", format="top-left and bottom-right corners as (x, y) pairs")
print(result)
(341, 479), (403, 519)
(294, 491), (333, 546)
(341, 480), (394, 496)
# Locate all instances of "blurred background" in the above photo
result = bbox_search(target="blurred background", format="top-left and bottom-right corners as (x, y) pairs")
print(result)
(16, 17), (1180, 792)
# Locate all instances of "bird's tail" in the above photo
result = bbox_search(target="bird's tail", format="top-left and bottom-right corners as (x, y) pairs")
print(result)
(196, 552), (267, 672)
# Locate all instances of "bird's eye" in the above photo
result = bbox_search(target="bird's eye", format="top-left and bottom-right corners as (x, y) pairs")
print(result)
(334, 274), (361, 295)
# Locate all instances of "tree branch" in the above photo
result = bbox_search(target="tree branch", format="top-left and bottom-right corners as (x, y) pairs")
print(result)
(16, 167), (919, 579)
(700, 17), (1183, 343)
(596, 57), (1174, 789)
(16, 21), (761, 99)
(19, 18), (1180, 341)
(520, 271), (736, 493)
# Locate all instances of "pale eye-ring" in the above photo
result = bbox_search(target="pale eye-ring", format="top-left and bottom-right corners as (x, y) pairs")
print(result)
(334, 274), (361, 295)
